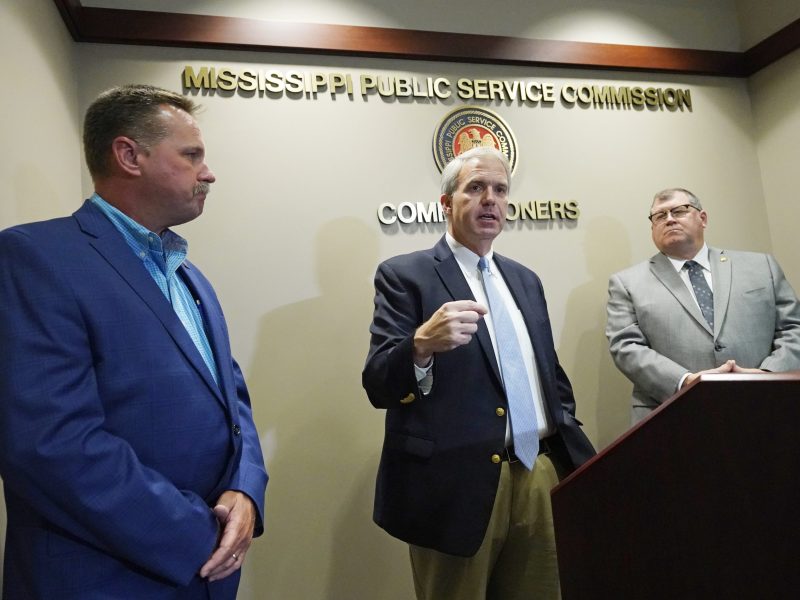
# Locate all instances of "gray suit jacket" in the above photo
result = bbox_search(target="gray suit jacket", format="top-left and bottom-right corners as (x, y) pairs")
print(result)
(606, 247), (800, 423)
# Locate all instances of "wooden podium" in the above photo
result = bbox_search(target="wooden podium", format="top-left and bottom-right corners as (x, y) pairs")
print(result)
(551, 374), (800, 599)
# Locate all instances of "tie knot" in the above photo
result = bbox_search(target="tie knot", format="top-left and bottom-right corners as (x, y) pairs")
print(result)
(685, 260), (700, 271)
(478, 256), (489, 272)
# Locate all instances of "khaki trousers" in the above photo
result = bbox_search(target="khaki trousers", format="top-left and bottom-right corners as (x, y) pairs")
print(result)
(410, 454), (561, 600)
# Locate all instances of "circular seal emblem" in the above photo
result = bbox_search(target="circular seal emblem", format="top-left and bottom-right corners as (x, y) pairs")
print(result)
(432, 106), (518, 173)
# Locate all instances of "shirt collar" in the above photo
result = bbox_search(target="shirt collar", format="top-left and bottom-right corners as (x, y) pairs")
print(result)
(90, 193), (188, 257)
(666, 243), (710, 273)
(445, 232), (494, 275)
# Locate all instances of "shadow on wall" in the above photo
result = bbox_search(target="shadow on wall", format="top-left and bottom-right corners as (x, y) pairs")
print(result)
(559, 216), (634, 450)
(242, 217), (414, 599)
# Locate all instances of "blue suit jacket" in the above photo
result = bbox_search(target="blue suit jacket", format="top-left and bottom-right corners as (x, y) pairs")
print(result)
(362, 237), (595, 557)
(0, 201), (268, 599)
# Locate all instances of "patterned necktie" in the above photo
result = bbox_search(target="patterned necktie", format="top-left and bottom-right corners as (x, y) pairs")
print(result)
(478, 257), (539, 470)
(685, 260), (714, 330)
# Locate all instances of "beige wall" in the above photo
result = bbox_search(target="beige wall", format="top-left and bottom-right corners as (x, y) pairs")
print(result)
(2, 3), (799, 599)
(0, 0), (81, 225)
(749, 48), (800, 290)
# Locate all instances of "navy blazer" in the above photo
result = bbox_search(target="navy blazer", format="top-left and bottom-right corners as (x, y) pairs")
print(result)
(0, 201), (267, 599)
(363, 237), (594, 557)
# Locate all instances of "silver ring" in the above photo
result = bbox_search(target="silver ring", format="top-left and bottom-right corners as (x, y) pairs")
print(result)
(232, 553), (238, 561)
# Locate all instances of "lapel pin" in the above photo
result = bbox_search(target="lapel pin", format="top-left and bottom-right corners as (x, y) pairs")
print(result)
(720, 257), (728, 262)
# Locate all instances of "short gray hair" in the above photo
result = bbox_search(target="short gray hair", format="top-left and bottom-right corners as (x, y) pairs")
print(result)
(440, 147), (511, 197)
(651, 187), (703, 210)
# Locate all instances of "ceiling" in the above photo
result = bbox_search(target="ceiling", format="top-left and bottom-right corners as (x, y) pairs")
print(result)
(56, 1), (800, 76)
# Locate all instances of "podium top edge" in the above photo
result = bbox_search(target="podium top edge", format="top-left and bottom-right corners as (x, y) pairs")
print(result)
(697, 372), (800, 383)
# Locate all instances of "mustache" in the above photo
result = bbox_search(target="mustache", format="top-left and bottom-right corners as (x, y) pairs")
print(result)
(193, 182), (211, 196)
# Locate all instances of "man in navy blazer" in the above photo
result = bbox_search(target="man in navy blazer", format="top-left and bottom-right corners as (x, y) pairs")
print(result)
(0, 85), (267, 599)
(363, 147), (594, 600)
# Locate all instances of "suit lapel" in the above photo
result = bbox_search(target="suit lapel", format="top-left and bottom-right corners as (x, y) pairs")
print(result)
(650, 252), (712, 335)
(709, 248), (731, 338)
(73, 201), (225, 404)
(180, 262), (236, 408)
(432, 238), (502, 385)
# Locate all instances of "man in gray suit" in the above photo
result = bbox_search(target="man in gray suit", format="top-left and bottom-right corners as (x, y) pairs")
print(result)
(607, 187), (800, 424)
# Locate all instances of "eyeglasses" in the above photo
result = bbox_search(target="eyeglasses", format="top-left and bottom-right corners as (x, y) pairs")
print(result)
(648, 204), (699, 224)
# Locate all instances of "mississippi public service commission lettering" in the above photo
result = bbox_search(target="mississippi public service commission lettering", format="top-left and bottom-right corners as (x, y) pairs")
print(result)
(180, 65), (672, 227)
(182, 66), (692, 110)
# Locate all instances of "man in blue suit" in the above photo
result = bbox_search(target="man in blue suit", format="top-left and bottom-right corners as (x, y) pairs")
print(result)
(0, 84), (268, 599)
(363, 147), (594, 600)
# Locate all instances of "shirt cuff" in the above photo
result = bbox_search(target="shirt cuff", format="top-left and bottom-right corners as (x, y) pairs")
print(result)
(414, 359), (433, 395)
(678, 372), (691, 391)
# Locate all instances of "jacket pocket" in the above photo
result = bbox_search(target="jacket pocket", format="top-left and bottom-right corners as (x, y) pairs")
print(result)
(384, 430), (434, 459)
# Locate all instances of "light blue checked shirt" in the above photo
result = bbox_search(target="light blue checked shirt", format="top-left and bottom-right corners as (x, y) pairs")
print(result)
(91, 193), (219, 385)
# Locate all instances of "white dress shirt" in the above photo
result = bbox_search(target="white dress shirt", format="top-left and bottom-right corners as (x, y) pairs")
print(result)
(415, 234), (553, 442)
(666, 243), (713, 308)
(666, 244), (713, 390)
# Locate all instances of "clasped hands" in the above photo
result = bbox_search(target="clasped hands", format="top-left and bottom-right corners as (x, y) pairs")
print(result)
(199, 490), (256, 582)
(413, 300), (488, 366)
(682, 359), (768, 388)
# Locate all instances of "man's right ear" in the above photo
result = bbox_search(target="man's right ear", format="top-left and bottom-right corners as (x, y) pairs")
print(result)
(110, 136), (142, 176)
(440, 194), (452, 216)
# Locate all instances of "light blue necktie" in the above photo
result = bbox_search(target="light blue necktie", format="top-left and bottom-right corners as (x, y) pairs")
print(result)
(478, 257), (539, 470)
(685, 260), (714, 330)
